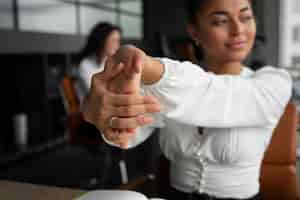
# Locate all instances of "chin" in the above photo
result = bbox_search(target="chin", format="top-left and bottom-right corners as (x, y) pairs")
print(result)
(224, 51), (249, 63)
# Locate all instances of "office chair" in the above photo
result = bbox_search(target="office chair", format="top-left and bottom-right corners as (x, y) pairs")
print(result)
(260, 102), (300, 199)
(60, 75), (102, 145)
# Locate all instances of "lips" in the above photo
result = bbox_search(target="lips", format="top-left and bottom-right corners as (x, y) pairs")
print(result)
(226, 41), (247, 49)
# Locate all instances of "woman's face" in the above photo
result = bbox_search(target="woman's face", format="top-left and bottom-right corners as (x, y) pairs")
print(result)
(103, 30), (121, 57)
(188, 0), (256, 64)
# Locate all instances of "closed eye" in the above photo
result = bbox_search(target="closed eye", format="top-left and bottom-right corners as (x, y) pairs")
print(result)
(212, 19), (228, 26)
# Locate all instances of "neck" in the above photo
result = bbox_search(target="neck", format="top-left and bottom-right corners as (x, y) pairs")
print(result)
(202, 58), (243, 75)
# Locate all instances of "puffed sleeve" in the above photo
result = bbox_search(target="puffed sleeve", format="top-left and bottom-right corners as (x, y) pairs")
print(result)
(143, 58), (292, 128)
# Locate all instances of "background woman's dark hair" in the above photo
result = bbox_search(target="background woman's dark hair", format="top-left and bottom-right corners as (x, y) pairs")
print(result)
(75, 22), (121, 64)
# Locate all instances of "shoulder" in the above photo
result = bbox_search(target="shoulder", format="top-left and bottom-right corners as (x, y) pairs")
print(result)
(79, 57), (96, 69)
(252, 66), (292, 84)
(255, 65), (290, 74)
(252, 65), (292, 103)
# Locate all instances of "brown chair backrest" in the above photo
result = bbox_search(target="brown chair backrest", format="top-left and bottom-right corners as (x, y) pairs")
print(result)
(157, 102), (300, 199)
(60, 76), (80, 115)
(60, 75), (103, 145)
(60, 76), (82, 144)
(260, 102), (300, 199)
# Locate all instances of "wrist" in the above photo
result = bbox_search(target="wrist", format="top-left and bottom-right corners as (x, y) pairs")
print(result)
(142, 56), (165, 85)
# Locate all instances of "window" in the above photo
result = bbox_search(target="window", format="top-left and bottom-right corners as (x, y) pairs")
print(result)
(293, 26), (300, 43)
(279, 0), (300, 67)
(120, 15), (142, 38)
(120, 1), (142, 14)
(79, 0), (143, 39)
(0, 0), (13, 29)
(80, 6), (117, 35)
(80, 0), (117, 9)
(293, 0), (300, 13)
(119, 1), (143, 39)
(3, 0), (143, 39)
(18, 0), (76, 34)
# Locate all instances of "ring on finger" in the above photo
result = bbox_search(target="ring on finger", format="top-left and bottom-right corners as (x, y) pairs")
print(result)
(109, 116), (118, 128)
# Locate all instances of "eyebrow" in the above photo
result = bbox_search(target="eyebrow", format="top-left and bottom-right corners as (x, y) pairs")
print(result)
(209, 7), (250, 16)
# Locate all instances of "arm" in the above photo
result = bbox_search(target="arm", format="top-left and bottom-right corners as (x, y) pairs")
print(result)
(82, 45), (291, 148)
(142, 58), (292, 128)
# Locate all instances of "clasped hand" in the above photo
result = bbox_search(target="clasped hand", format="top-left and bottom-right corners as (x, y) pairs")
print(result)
(82, 45), (161, 148)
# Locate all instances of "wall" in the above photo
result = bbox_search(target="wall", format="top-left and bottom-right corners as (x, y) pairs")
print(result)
(143, 0), (187, 54)
(0, 30), (85, 54)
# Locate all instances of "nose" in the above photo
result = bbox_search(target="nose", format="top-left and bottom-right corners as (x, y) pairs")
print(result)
(230, 19), (244, 36)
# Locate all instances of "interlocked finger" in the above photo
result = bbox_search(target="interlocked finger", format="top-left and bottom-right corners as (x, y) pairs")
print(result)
(111, 103), (160, 117)
(109, 115), (154, 129)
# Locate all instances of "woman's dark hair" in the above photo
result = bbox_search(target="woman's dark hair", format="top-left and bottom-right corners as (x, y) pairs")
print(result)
(75, 22), (121, 64)
(186, 0), (252, 23)
(185, 0), (208, 24)
(185, 0), (209, 61)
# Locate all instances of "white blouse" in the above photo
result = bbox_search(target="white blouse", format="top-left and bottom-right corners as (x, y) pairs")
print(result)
(103, 58), (292, 199)
(77, 57), (105, 102)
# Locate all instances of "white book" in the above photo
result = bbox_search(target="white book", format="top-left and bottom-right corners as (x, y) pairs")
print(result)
(74, 190), (166, 200)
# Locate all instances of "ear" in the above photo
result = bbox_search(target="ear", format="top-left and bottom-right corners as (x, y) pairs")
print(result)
(186, 24), (200, 43)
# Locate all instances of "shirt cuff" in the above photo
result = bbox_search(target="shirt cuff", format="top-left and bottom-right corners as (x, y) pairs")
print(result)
(142, 57), (170, 89)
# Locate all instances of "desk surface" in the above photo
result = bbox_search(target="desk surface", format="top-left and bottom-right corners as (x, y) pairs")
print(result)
(0, 180), (85, 200)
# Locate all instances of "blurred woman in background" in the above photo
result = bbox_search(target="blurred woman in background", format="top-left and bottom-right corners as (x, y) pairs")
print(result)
(76, 22), (121, 101)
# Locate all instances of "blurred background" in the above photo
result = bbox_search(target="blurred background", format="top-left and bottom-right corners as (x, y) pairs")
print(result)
(0, 0), (299, 197)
